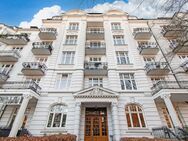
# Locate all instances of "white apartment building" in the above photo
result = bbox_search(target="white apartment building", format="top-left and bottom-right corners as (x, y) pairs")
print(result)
(0, 9), (188, 141)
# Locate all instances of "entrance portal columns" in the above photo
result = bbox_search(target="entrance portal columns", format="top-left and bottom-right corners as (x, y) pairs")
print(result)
(74, 102), (81, 141)
(111, 102), (120, 141)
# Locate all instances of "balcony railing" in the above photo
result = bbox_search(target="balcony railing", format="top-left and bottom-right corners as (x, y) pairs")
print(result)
(0, 34), (29, 45)
(85, 42), (106, 55)
(32, 42), (53, 55)
(0, 50), (21, 62)
(0, 81), (41, 94)
(0, 71), (9, 82)
(145, 62), (170, 76)
(86, 28), (104, 40)
(84, 62), (108, 76)
(39, 28), (57, 40)
(151, 81), (188, 95)
(161, 26), (183, 38)
(22, 62), (47, 76)
(169, 39), (188, 53)
(138, 42), (159, 55)
(133, 28), (151, 40)
(180, 60), (188, 72)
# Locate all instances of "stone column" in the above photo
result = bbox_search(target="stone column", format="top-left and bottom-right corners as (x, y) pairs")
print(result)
(111, 102), (120, 141)
(74, 102), (81, 141)
(9, 94), (32, 137)
(161, 94), (181, 127)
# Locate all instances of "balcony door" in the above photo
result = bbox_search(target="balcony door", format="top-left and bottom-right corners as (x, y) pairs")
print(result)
(85, 107), (108, 141)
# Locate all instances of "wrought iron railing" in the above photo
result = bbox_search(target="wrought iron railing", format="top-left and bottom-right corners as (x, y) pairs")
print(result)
(22, 62), (47, 73)
(133, 28), (150, 36)
(137, 42), (158, 52)
(32, 42), (53, 51)
(145, 62), (168, 73)
(161, 25), (183, 35)
(40, 28), (57, 34)
(152, 126), (181, 140)
(87, 28), (104, 34)
(0, 50), (21, 58)
(85, 42), (106, 49)
(0, 34), (29, 42)
(151, 81), (188, 95)
(84, 62), (108, 70)
(0, 81), (41, 94)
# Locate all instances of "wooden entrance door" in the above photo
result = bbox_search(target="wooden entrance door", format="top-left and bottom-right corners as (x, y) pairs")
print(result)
(85, 108), (108, 141)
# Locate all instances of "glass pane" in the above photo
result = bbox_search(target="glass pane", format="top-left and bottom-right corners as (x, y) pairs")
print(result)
(132, 113), (140, 127)
(61, 114), (67, 127)
(132, 80), (137, 90)
(47, 113), (53, 127)
(139, 113), (146, 127)
(125, 80), (132, 90)
(93, 117), (100, 136)
(53, 113), (61, 127)
(126, 113), (131, 127)
(120, 80), (125, 90)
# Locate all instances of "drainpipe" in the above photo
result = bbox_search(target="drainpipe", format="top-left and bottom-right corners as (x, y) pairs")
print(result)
(147, 21), (181, 88)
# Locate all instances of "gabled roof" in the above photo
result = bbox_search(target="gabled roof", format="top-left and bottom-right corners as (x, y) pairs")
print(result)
(73, 86), (119, 98)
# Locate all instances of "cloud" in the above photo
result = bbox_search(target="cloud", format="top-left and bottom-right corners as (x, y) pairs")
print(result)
(19, 0), (179, 28)
(85, 0), (173, 18)
(19, 5), (63, 28)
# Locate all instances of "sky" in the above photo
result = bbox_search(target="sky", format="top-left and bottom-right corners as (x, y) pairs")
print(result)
(0, 0), (180, 28)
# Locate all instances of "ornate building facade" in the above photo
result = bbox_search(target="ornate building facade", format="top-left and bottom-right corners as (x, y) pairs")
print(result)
(0, 10), (188, 141)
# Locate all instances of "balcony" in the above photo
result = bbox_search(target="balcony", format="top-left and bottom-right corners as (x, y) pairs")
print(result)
(145, 62), (170, 76)
(38, 28), (57, 40)
(133, 28), (152, 40)
(162, 26), (183, 38)
(169, 39), (188, 53)
(32, 42), (53, 55)
(151, 81), (188, 95)
(84, 62), (108, 76)
(180, 60), (188, 72)
(22, 62), (46, 76)
(86, 28), (104, 40)
(85, 42), (106, 55)
(0, 34), (29, 45)
(0, 50), (20, 62)
(0, 71), (9, 83)
(0, 81), (41, 94)
(138, 42), (159, 55)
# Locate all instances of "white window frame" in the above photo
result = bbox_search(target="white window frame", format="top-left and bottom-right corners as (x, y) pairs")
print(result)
(113, 35), (125, 45)
(143, 57), (155, 64)
(55, 74), (72, 89)
(125, 104), (146, 128)
(119, 73), (137, 90)
(89, 57), (101, 62)
(89, 77), (103, 87)
(65, 35), (77, 45)
(12, 47), (23, 52)
(47, 104), (67, 128)
(111, 23), (121, 30)
(178, 55), (188, 63)
(151, 77), (165, 85)
(69, 23), (79, 30)
(35, 57), (48, 64)
(116, 51), (130, 64)
(26, 77), (41, 84)
(61, 52), (75, 64)
(0, 64), (14, 74)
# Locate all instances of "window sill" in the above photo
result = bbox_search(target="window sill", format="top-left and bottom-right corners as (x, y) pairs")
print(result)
(41, 128), (67, 134)
(114, 44), (128, 46)
(63, 44), (77, 46)
(117, 63), (133, 65)
(58, 64), (74, 65)
(127, 128), (151, 133)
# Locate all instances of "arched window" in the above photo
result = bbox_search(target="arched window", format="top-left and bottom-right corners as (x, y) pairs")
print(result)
(125, 104), (146, 128)
(47, 104), (67, 128)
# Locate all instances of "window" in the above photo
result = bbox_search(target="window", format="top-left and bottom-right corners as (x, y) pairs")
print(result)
(55, 74), (72, 89)
(65, 35), (77, 45)
(143, 57), (155, 64)
(89, 57), (101, 62)
(12, 47), (23, 52)
(89, 77), (103, 87)
(113, 35), (125, 45)
(116, 51), (130, 64)
(0, 64), (14, 74)
(35, 57), (48, 64)
(26, 77), (41, 84)
(151, 77), (165, 85)
(61, 52), (75, 64)
(119, 73), (137, 90)
(69, 23), (79, 30)
(178, 55), (188, 63)
(89, 41), (104, 48)
(111, 23), (121, 30)
(47, 104), (67, 128)
(125, 104), (146, 128)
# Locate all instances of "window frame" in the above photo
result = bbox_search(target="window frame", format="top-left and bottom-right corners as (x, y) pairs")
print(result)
(68, 23), (79, 30)
(65, 35), (77, 45)
(55, 73), (72, 90)
(61, 51), (75, 65)
(119, 73), (137, 90)
(47, 104), (68, 128)
(125, 104), (146, 128)
(116, 51), (130, 64)
(111, 23), (121, 30)
(113, 35), (125, 45)
(88, 77), (103, 87)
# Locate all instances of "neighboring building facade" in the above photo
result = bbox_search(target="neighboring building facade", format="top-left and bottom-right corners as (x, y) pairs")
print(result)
(0, 9), (188, 141)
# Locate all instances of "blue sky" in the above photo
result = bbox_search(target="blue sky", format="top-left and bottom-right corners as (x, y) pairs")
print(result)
(0, 0), (128, 26)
